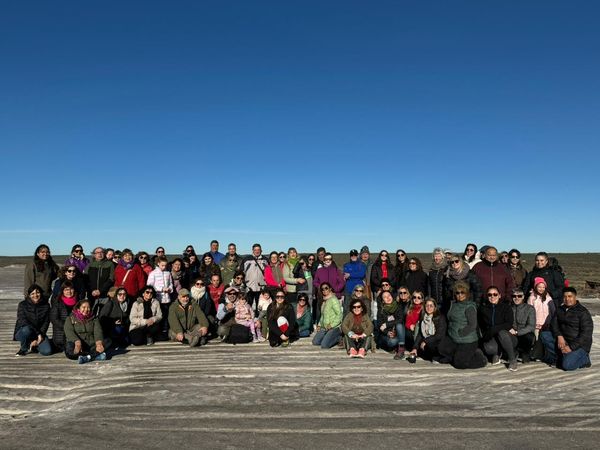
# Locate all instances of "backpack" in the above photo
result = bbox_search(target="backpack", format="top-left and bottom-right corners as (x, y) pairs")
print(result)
(226, 324), (252, 344)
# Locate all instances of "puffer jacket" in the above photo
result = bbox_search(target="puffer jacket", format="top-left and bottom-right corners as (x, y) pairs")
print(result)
(99, 298), (132, 334)
(478, 301), (513, 341)
(511, 302), (536, 336)
(49, 298), (74, 350)
(14, 297), (50, 340)
(129, 298), (162, 331)
(523, 266), (565, 307)
(551, 302), (593, 353)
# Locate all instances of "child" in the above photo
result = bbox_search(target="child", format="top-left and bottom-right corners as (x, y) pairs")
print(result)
(257, 289), (272, 339)
(147, 256), (173, 335)
(527, 277), (555, 360)
(235, 293), (264, 342)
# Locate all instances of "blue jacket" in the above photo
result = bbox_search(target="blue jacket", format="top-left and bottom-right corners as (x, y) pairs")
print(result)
(343, 260), (366, 293)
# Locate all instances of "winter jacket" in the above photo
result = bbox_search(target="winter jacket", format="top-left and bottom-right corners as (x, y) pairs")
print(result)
(551, 302), (593, 353)
(242, 255), (268, 292)
(84, 259), (115, 299)
(341, 313), (374, 337)
(64, 256), (90, 274)
(64, 315), (104, 347)
(472, 260), (515, 302)
(168, 301), (209, 334)
(114, 264), (146, 298)
(14, 298), (50, 340)
(527, 293), (556, 331)
(511, 302), (536, 336)
(370, 261), (396, 292)
(283, 262), (304, 294)
(24, 260), (59, 299)
(98, 298), (132, 334)
(129, 298), (162, 331)
(523, 266), (565, 307)
(219, 258), (241, 286)
(442, 271), (483, 309)
(199, 263), (221, 286)
(377, 302), (404, 333)
(234, 302), (255, 322)
(403, 270), (428, 296)
(314, 266), (345, 298)
(195, 291), (217, 321)
(428, 267), (445, 304)
(342, 260), (366, 294)
(478, 301), (514, 341)
(265, 264), (286, 289)
(49, 298), (74, 350)
(267, 302), (299, 342)
(414, 314), (447, 350)
(318, 296), (343, 329)
(447, 300), (478, 344)
(147, 268), (173, 304)
(295, 306), (313, 334)
(507, 264), (527, 289)
(51, 276), (87, 301)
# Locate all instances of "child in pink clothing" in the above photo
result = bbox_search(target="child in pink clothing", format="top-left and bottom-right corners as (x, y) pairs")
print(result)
(235, 293), (264, 342)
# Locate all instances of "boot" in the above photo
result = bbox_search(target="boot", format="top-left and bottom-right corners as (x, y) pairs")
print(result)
(394, 345), (405, 360)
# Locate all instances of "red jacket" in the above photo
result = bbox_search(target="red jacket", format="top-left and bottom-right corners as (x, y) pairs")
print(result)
(472, 260), (515, 303)
(114, 264), (146, 297)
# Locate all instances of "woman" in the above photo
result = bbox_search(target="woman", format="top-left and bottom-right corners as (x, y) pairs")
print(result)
(307, 254), (317, 277)
(410, 298), (447, 362)
(442, 257), (483, 312)
(99, 286), (132, 348)
(186, 252), (201, 281)
(312, 282), (343, 349)
(500, 251), (510, 266)
(170, 258), (190, 298)
(313, 253), (345, 302)
(342, 299), (373, 358)
(151, 246), (166, 267)
(198, 252), (221, 285)
(136, 251), (153, 277)
(428, 248), (447, 305)
(14, 284), (52, 356)
(267, 288), (299, 347)
(405, 291), (425, 355)
(462, 243), (480, 269)
(377, 290), (405, 359)
(293, 256), (312, 299)
(51, 264), (87, 301)
(522, 252), (565, 307)
(64, 244), (89, 273)
(64, 299), (107, 364)
(265, 251), (286, 293)
(24, 244), (59, 299)
(49, 281), (78, 352)
(345, 284), (371, 317)
(282, 249), (306, 305)
(295, 293), (313, 337)
(437, 281), (487, 369)
(219, 252), (240, 286)
(370, 250), (395, 296)
(507, 249), (527, 289)
(229, 270), (248, 294)
(392, 249), (409, 289)
(479, 286), (517, 371)
(114, 249), (146, 299)
(403, 258), (428, 296)
(129, 286), (163, 346)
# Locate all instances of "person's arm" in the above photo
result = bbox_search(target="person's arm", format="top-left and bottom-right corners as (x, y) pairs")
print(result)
(426, 315), (447, 346)
(518, 306), (536, 336)
(458, 307), (478, 337)
(331, 298), (343, 327)
(63, 317), (78, 343)
(567, 308), (594, 351)
(168, 305), (183, 335)
(363, 315), (374, 336)
(341, 313), (352, 336)
(40, 306), (50, 337)
(23, 263), (34, 297)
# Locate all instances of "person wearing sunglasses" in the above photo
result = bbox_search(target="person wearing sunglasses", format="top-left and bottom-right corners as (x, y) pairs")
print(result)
(341, 300), (373, 358)
(265, 251), (287, 293)
(462, 243), (480, 269)
(135, 251), (153, 277)
(392, 249), (409, 288)
(442, 257), (483, 313)
(313, 253), (345, 322)
(342, 250), (366, 311)
(51, 264), (87, 301)
(377, 290), (406, 359)
(410, 298), (447, 362)
(267, 288), (299, 347)
(229, 270), (248, 294)
(312, 282), (343, 349)
(24, 244), (60, 300)
(522, 252), (566, 308)
(295, 293), (313, 338)
(428, 248), (447, 306)
(114, 249), (146, 299)
(64, 244), (90, 273)
(98, 283), (134, 349)
(404, 291), (425, 360)
(509, 288), (536, 364)
(130, 287), (162, 346)
(370, 250), (396, 297)
(437, 281), (487, 369)
(50, 281), (80, 353)
(402, 258), (428, 299)
(506, 249), (527, 290)
(479, 286), (518, 371)
(472, 246), (515, 303)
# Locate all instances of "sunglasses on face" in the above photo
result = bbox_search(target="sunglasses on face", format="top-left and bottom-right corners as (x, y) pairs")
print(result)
(488, 293), (500, 297)
(451, 259), (460, 264)
(399, 291), (408, 295)
(66, 269), (76, 273)
(235, 276), (243, 280)
(382, 282), (390, 286)
(324, 258), (332, 262)
(144, 290), (153, 294)
(380, 254), (388, 257)
(275, 295), (285, 299)
(412, 296), (422, 300)
(397, 253), (405, 257)
(321, 287), (330, 292)
(118, 292), (127, 296)
(195, 282), (204, 286)
(355, 289), (364, 292)
(73, 249), (82, 253)
(512, 294), (524, 298)
(139, 256), (147, 260)
(510, 255), (519, 259)
(352, 305), (362, 310)
(455, 291), (467, 295)
(409, 262), (417, 265)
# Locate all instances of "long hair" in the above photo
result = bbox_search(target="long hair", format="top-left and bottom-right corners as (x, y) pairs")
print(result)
(420, 297), (440, 320)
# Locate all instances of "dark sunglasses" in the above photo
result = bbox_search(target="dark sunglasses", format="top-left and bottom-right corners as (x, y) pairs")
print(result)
(512, 294), (524, 298)
(144, 290), (153, 294)
(451, 259), (460, 264)
(488, 293), (500, 297)
(275, 295), (285, 299)
(412, 296), (423, 300)
(66, 269), (76, 273)
(195, 282), (204, 286)
(455, 291), (467, 295)
(321, 287), (330, 292)
(73, 249), (82, 253)
(352, 305), (363, 310)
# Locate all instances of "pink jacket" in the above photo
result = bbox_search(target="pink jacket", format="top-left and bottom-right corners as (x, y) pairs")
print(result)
(527, 293), (554, 330)
(234, 302), (255, 323)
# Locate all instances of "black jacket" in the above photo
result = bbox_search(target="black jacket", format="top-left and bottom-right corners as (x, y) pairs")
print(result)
(98, 298), (132, 334)
(415, 314), (447, 349)
(14, 298), (50, 340)
(370, 261), (396, 292)
(428, 268), (445, 304)
(403, 270), (428, 296)
(376, 304), (404, 333)
(85, 260), (115, 299)
(267, 302), (299, 345)
(49, 298), (74, 350)
(478, 301), (513, 341)
(551, 302), (593, 353)
(442, 271), (484, 310)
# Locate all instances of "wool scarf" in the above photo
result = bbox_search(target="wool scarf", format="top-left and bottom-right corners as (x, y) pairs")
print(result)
(447, 264), (470, 281)
(73, 309), (91, 323)
(421, 313), (436, 338)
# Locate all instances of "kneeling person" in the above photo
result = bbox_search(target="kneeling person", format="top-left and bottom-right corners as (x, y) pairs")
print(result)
(168, 289), (209, 347)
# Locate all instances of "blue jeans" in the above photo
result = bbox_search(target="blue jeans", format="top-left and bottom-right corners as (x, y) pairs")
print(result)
(15, 325), (52, 355)
(312, 327), (341, 349)
(299, 329), (311, 338)
(540, 331), (591, 371)
(379, 323), (405, 349)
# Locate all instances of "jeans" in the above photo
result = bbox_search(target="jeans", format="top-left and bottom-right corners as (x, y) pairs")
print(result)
(378, 323), (405, 349)
(299, 329), (311, 338)
(540, 331), (591, 371)
(312, 327), (341, 349)
(15, 325), (52, 355)
(482, 329), (516, 362)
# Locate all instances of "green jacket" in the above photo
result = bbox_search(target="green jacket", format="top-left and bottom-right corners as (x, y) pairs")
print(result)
(341, 312), (374, 337)
(319, 296), (342, 329)
(295, 306), (313, 333)
(64, 315), (104, 347)
(447, 300), (478, 344)
(168, 300), (209, 334)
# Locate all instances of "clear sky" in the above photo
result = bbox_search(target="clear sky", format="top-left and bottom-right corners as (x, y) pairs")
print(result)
(1, 1), (599, 256)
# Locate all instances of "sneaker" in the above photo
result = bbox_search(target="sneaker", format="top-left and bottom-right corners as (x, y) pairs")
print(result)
(189, 335), (200, 347)
(491, 355), (501, 365)
(15, 349), (27, 357)
(258, 336), (266, 342)
(253, 338), (260, 343)
(78, 355), (92, 364)
(146, 337), (154, 346)
(200, 336), (208, 346)
(349, 348), (358, 358)
(393, 345), (406, 360)
(508, 360), (518, 371)
(521, 354), (530, 364)
(357, 348), (366, 359)
(94, 352), (107, 361)
(281, 340), (290, 348)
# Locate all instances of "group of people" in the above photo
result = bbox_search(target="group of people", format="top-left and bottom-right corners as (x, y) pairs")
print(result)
(14, 241), (594, 371)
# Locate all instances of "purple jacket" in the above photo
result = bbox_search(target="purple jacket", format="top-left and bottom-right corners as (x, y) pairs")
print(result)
(64, 257), (90, 274)
(313, 265), (345, 297)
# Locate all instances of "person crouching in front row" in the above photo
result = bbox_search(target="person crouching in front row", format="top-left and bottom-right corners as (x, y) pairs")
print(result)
(168, 289), (209, 347)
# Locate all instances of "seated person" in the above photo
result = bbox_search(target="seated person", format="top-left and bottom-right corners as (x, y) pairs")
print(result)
(376, 291), (405, 360)
(63, 299), (108, 364)
(341, 299), (373, 358)
(98, 286), (132, 349)
(409, 298), (447, 362)
(295, 293), (313, 338)
(14, 284), (52, 356)
(168, 289), (209, 347)
(479, 286), (517, 371)
(129, 286), (163, 346)
(509, 288), (536, 364)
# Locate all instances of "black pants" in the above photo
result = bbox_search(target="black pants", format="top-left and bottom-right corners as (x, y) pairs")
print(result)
(438, 336), (487, 369)
(65, 340), (105, 360)
(416, 341), (440, 361)
(514, 332), (535, 358)
(130, 323), (162, 346)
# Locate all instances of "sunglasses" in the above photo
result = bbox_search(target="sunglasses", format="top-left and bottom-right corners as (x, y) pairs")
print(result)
(157, 250), (165, 253)
(412, 296), (423, 300)
(195, 282), (204, 286)
(510, 255), (519, 259)
(73, 249), (82, 253)
(275, 295), (285, 299)
(409, 261), (417, 265)
(399, 291), (408, 295)
(352, 305), (362, 310)
(355, 289), (364, 292)
(279, 255), (286, 259)
(144, 290), (153, 294)
(235, 276), (243, 280)
(512, 294), (524, 298)
(488, 293), (500, 297)
(455, 291), (467, 295)
(227, 292), (237, 296)
(66, 269), (76, 273)
(324, 258), (333, 262)
(139, 256), (147, 260)
(451, 259), (460, 264)
(382, 282), (390, 286)
(397, 253), (405, 257)
(117, 292), (127, 296)
(321, 287), (330, 292)
(380, 254), (388, 257)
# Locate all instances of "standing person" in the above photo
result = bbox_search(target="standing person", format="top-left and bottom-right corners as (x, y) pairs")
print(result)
(370, 250), (395, 298)
(393, 249), (409, 289)
(199, 253), (221, 285)
(24, 244), (59, 300)
(360, 246), (374, 301)
(282, 248), (306, 305)
(403, 258), (428, 296)
(293, 256), (312, 300)
(541, 287), (593, 371)
(168, 289), (209, 347)
(312, 282), (343, 349)
(437, 282), (487, 369)
(267, 288), (299, 347)
(129, 286), (163, 346)
(527, 277), (556, 360)
(462, 243), (480, 269)
(14, 284), (52, 356)
(186, 252), (200, 281)
(136, 251), (153, 278)
(509, 288), (536, 364)
(98, 286), (132, 349)
(265, 251), (286, 293)
(342, 249), (366, 305)
(522, 252), (566, 308)
(307, 254), (317, 277)
(242, 244), (268, 313)
(64, 299), (108, 364)
(170, 258), (189, 298)
(472, 246), (515, 303)
(220, 252), (241, 286)
(64, 244), (89, 274)
(442, 257), (483, 311)
(315, 247), (327, 269)
(85, 247), (115, 312)
(51, 265), (87, 301)
(376, 291), (405, 359)
(428, 248), (447, 305)
(209, 240), (225, 264)
(147, 256), (174, 307)
(479, 286), (517, 371)
(49, 281), (78, 352)
(507, 249), (527, 289)
(295, 293), (313, 338)
(114, 249), (146, 299)
(342, 299), (373, 358)
(151, 247), (166, 267)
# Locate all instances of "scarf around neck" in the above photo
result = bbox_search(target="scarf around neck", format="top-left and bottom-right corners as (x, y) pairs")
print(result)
(421, 313), (436, 337)
(61, 295), (77, 307)
(447, 264), (470, 281)
(73, 309), (91, 323)
(119, 259), (135, 270)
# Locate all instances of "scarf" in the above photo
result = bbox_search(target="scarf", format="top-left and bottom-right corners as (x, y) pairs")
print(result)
(352, 313), (364, 334)
(421, 313), (436, 338)
(171, 269), (182, 281)
(73, 309), (91, 323)
(288, 258), (299, 269)
(382, 262), (388, 279)
(191, 286), (206, 301)
(381, 300), (399, 315)
(143, 299), (153, 319)
(119, 259), (135, 270)
(430, 259), (446, 271)
(296, 302), (306, 320)
(61, 295), (77, 307)
(447, 264), (470, 281)
(272, 264), (284, 284)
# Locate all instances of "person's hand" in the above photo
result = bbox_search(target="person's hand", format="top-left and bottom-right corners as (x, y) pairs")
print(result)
(95, 341), (104, 353)
(316, 326), (321, 332)
(410, 324), (415, 331)
(420, 342), (426, 350)
(344, 273), (350, 280)
(280, 334), (289, 341)
(200, 327), (208, 336)
(557, 336), (567, 350)
(380, 324), (386, 331)
(297, 278), (306, 284)
(176, 333), (184, 342)
(562, 344), (572, 354)
(92, 289), (100, 298)
(226, 303), (234, 311)
(326, 325), (331, 331)
(74, 340), (82, 354)
(410, 349), (417, 356)
(509, 328), (517, 336)
(388, 330), (396, 338)
(115, 320), (122, 325)
(147, 317), (155, 325)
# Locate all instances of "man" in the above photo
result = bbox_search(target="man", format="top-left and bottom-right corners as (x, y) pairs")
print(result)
(472, 246), (514, 303)
(168, 289), (209, 347)
(360, 246), (374, 301)
(343, 249), (366, 301)
(209, 240), (225, 264)
(84, 247), (115, 314)
(541, 287), (593, 371)
(242, 243), (268, 312)
(219, 243), (242, 285)
(509, 288), (536, 364)
(216, 286), (239, 340)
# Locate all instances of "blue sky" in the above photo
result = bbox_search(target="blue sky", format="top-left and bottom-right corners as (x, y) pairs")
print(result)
(1, 1), (599, 256)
